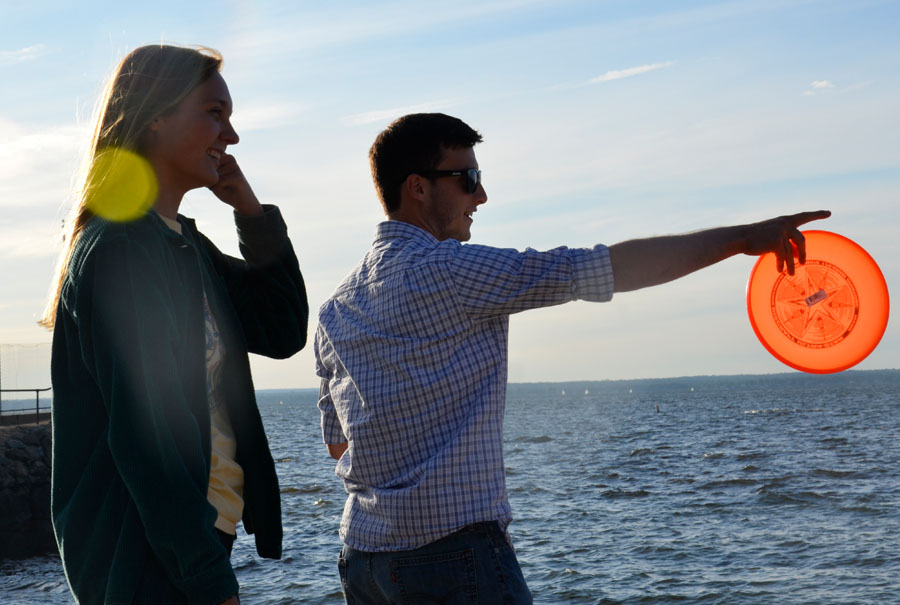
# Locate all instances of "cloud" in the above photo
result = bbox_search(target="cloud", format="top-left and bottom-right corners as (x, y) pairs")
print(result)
(0, 118), (87, 210)
(805, 79), (873, 96)
(590, 61), (675, 83)
(840, 80), (874, 94)
(342, 99), (463, 126)
(231, 102), (308, 132)
(227, 0), (553, 60)
(0, 220), (61, 258)
(804, 80), (835, 96)
(0, 45), (49, 66)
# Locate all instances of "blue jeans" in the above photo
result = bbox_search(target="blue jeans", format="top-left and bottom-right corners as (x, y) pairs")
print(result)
(338, 522), (533, 604)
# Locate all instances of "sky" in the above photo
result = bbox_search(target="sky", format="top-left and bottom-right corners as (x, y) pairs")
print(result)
(1, 0), (898, 389)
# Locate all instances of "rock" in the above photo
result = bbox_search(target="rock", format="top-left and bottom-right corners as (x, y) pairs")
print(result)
(0, 488), (31, 528)
(0, 422), (55, 559)
(5, 447), (32, 463)
(30, 483), (51, 517)
(22, 428), (44, 446)
(0, 520), (56, 559)
(7, 459), (29, 480)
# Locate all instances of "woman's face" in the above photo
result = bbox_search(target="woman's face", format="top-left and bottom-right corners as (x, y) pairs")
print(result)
(145, 71), (239, 194)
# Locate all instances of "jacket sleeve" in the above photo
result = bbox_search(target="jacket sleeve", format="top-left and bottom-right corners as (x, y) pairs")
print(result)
(75, 233), (239, 604)
(198, 204), (309, 359)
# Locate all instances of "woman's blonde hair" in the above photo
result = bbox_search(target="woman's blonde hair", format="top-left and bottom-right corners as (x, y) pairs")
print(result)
(39, 44), (222, 329)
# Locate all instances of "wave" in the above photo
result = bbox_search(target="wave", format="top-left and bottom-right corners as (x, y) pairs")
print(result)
(601, 488), (651, 499)
(700, 478), (758, 489)
(515, 435), (553, 443)
(756, 487), (830, 506)
(736, 452), (769, 461)
(280, 484), (328, 495)
(810, 468), (856, 478)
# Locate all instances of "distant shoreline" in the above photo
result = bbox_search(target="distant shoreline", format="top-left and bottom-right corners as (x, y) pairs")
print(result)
(3, 368), (896, 404)
(252, 368), (900, 395)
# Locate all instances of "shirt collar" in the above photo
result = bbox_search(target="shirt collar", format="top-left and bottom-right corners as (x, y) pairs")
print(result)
(374, 220), (440, 246)
(155, 211), (183, 234)
(146, 210), (198, 243)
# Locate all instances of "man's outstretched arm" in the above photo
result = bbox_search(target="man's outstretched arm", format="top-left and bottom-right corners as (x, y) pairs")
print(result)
(608, 210), (831, 293)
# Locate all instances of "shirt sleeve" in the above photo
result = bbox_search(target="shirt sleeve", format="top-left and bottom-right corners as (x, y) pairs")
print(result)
(444, 242), (615, 320)
(314, 326), (348, 445)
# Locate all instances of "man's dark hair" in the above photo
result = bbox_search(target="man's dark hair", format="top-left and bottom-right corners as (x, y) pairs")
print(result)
(369, 113), (483, 214)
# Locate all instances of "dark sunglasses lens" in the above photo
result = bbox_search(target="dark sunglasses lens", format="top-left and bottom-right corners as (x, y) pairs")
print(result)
(466, 169), (481, 193)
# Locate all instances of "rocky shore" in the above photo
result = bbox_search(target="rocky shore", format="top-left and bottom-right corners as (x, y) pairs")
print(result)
(0, 422), (55, 559)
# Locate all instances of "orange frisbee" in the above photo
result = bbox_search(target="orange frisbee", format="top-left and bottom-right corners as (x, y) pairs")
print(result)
(746, 230), (889, 374)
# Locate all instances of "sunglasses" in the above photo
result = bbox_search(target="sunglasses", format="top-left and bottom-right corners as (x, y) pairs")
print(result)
(421, 168), (482, 194)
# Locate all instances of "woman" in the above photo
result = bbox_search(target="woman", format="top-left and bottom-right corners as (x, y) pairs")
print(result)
(40, 44), (308, 604)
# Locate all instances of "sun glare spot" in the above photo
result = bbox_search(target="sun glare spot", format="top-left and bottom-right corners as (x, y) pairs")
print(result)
(85, 148), (158, 222)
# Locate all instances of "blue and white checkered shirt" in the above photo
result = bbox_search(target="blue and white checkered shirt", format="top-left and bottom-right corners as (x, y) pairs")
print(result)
(315, 220), (615, 551)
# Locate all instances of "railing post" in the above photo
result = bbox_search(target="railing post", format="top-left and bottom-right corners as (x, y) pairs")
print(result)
(36, 389), (40, 424)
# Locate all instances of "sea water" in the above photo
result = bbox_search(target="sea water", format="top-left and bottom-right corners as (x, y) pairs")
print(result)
(2, 370), (899, 604)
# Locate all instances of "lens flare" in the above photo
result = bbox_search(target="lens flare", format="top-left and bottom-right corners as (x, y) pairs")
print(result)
(85, 148), (158, 221)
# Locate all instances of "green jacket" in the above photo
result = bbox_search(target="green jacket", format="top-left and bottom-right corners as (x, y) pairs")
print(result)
(50, 206), (308, 604)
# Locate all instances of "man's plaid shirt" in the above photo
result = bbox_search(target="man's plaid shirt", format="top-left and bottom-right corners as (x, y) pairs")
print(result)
(315, 220), (615, 551)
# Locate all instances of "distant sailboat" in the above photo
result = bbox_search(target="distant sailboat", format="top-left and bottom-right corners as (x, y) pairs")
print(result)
(561, 389), (566, 396)
(584, 389), (589, 395)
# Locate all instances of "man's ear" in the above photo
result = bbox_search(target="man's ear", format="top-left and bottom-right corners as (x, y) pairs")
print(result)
(403, 173), (428, 203)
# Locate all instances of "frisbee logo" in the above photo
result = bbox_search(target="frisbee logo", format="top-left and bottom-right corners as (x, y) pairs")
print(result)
(770, 260), (859, 349)
(804, 289), (828, 307)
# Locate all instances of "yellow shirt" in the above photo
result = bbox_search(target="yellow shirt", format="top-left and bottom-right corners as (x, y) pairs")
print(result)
(159, 213), (244, 535)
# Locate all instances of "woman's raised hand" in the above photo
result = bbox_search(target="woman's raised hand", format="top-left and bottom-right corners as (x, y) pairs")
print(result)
(209, 153), (264, 216)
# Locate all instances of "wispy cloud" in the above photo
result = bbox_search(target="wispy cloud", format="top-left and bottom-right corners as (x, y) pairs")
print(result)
(0, 44), (49, 67)
(804, 79), (836, 96)
(342, 99), (462, 126)
(803, 79), (873, 96)
(0, 118), (86, 210)
(841, 80), (874, 93)
(590, 61), (675, 83)
(228, 0), (554, 59)
(0, 221), (61, 258)
(231, 102), (308, 132)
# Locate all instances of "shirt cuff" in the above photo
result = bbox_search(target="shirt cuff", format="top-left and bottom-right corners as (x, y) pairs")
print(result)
(321, 412), (347, 444)
(570, 245), (615, 302)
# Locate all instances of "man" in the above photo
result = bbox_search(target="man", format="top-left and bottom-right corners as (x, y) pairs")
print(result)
(315, 112), (829, 603)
